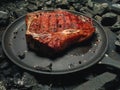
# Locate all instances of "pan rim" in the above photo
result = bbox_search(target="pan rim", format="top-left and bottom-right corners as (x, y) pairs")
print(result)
(2, 9), (108, 75)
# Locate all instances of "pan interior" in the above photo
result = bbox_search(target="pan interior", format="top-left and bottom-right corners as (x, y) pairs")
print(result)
(2, 10), (107, 74)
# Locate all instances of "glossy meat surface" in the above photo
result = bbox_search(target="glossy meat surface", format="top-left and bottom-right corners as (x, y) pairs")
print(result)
(26, 10), (95, 51)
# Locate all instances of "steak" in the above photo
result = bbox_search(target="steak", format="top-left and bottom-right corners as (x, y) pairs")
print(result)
(26, 10), (95, 52)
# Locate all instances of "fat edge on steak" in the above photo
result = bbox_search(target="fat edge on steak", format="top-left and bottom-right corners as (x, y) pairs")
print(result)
(25, 10), (95, 53)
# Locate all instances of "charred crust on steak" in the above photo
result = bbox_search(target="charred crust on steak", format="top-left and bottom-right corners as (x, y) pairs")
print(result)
(25, 9), (95, 57)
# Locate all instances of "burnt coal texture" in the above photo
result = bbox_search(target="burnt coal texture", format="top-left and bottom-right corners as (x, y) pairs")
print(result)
(101, 12), (117, 26)
(0, 11), (9, 26)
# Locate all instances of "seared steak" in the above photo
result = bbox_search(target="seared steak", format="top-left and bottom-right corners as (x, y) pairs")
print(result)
(26, 10), (95, 52)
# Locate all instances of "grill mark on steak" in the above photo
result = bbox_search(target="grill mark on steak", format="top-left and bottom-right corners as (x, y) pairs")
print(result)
(41, 13), (49, 33)
(26, 10), (95, 52)
(29, 19), (39, 33)
(49, 12), (57, 32)
(64, 12), (71, 29)
(57, 13), (65, 31)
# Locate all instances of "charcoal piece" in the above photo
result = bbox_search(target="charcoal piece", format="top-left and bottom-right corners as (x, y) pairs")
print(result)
(94, 15), (102, 22)
(87, 0), (94, 9)
(68, 0), (79, 6)
(14, 72), (22, 78)
(95, 3), (108, 15)
(27, 4), (38, 12)
(10, 66), (22, 77)
(0, 74), (5, 81)
(9, 88), (19, 90)
(111, 0), (120, 3)
(111, 22), (120, 32)
(14, 9), (28, 18)
(15, 1), (28, 9)
(101, 12), (117, 26)
(72, 3), (82, 11)
(69, 6), (75, 11)
(42, 7), (54, 10)
(100, 76), (120, 90)
(115, 40), (120, 52)
(111, 4), (120, 14)
(21, 72), (37, 88)
(28, 0), (38, 5)
(0, 48), (6, 60)
(32, 84), (43, 90)
(37, 2), (44, 10)
(43, 85), (51, 90)
(13, 73), (22, 84)
(56, 3), (69, 9)
(79, 7), (87, 13)
(115, 40), (120, 46)
(68, 0), (87, 4)
(0, 81), (6, 90)
(78, 0), (88, 5)
(13, 78), (24, 86)
(67, 0), (78, 3)
(0, 61), (9, 69)
(5, 77), (15, 88)
(45, 0), (52, 6)
(13, 72), (37, 87)
(115, 30), (120, 36)
(55, 0), (69, 8)
(3, 68), (12, 76)
(0, 11), (9, 26)
(0, 6), (7, 12)
(74, 72), (116, 90)
(117, 34), (120, 40)
(7, 3), (16, 11)
(55, 0), (62, 4)
(32, 84), (51, 90)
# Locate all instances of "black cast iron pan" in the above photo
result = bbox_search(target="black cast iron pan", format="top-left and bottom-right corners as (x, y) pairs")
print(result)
(2, 10), (120, 75)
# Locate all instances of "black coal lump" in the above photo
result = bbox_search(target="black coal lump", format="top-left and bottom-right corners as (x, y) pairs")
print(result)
(72, 3), (82, 11)
(56, 3), (69, 9)
(55, 0), (69, 9)
(0, 11), (9, 26)
(45, 0), (53, 7)
(32, 84), (51, 90)
(13, 9), (28, 18)
(21, 72), (38, 88)
(0, 61), (9, 69)
(0, 81), (6, 90)
(28, 0), (38, 5)
(111, 22), (120, 32)
(101, 12), (117, 26)
(27, 4), (38, 12)
(115, 40), (120, 52)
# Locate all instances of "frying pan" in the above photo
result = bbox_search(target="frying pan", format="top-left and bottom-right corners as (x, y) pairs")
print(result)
(2, 10), (120, 75)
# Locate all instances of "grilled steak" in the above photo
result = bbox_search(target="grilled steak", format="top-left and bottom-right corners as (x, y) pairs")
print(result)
(26, 10), (95, 52)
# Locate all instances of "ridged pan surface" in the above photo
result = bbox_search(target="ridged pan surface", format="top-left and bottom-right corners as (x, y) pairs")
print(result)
(2, 10), (108, 75)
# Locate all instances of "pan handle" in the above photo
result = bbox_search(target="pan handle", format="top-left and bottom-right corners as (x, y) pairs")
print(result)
(99, 54), (120, 69)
